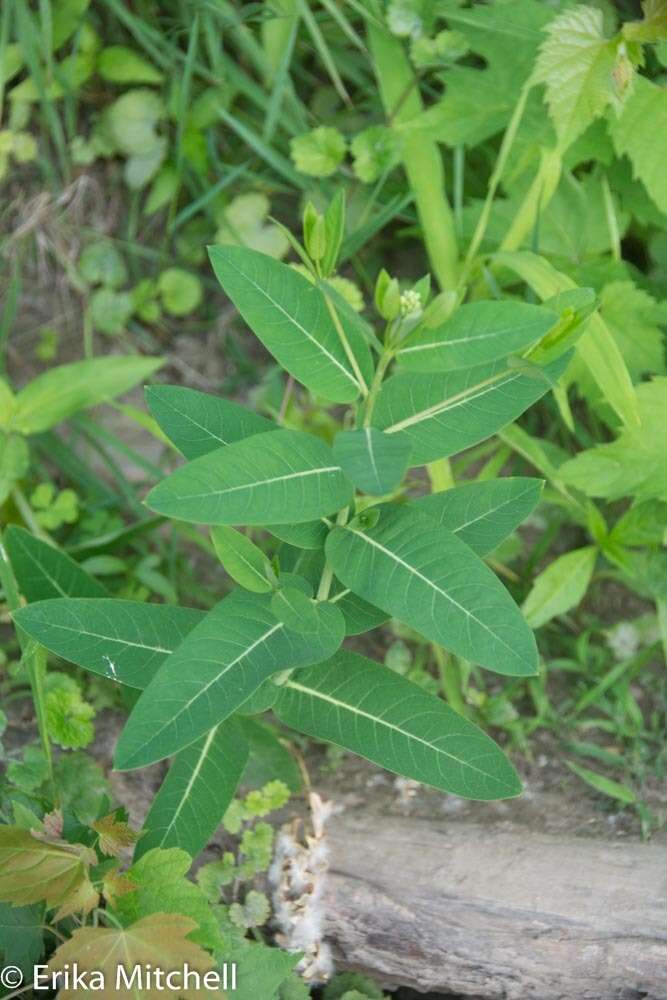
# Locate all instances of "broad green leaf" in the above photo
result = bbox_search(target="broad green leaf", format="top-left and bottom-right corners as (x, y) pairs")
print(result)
(523, 545), (597, 628)
(533, 5), (616, 151)
(11, 356), (163, 435)
(333, 588), (388, 635)
(558, 379), (667, 502)
(496, 251), (640, 427)
(13, 599), (204, 688)
(5, 525), (107, 602)
(290, 125), (346, 177)
(208, 245), (373, 402)
(396, 301), (558, 373)
(157, 268), (202, 317)
(411, 478), (543, 556)
(0, 902), (43, 975)
(598, 281), (665, 383)
(332, 427), (412, 495)
(136, 719), (249, 860)
(270, 586), (319, 633)
(623, 0), (667, 42)
(268, 519), (329, 549)
(372, 354), (569, 465)
(145, 385), (275, 459)
(114, 589), (345, 769)
(240, 718), (302, 792)
(610, 76), (667, 216)
(97, 46), (163, 84)
(326, 506), (537, 676)
(276, 651), (522, 800)
(211, 526), (273, 593)
(145, 429), (353, 526)
(567, 761), (636, 804)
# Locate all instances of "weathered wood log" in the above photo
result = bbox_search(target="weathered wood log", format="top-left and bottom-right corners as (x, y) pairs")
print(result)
(323, 813), (667, 1000)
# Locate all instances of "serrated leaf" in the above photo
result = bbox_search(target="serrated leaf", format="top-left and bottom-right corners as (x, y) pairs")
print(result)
(326, 506), (537, 676)
(533, 5), (616, 151)
(411, 478), (543, 556)
(92, 814), (139, 857)
(211, 526), (273, 593)
(372, 354), (569, 465)
(47, 914), (213, 999)
(0, 828), (97, 919)
(523, 545), (597, 628)
(624, 0), (667, 43)
(208, 245), (372, 402)
(13, 599), (204, 688)
(396, 301), (558, 373)
(5, 525), (107, 601)
(137, 719), (249, 859)
(145, 384), (276, 459)
(332, 427), (412, 495)
(10, 356), (162, 434)
(145, 428), (353, 526)
(114, 589), (344, 769)
(610, 75), (667, 216)
(276, 651), (522, 800)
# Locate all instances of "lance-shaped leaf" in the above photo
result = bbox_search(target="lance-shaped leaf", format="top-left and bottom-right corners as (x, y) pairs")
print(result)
(333, 427), (412, 495)
(136, 718), (249, 860)
(5, 525), (107, 601)
(410, 478), (543, 556)
(208, 244), (373, 402)
(114, 589), (345, 770)
(145, 385), (276, 459)
(396, 301), (558, 373)
(275, 651), (521, 800)
(373, 354), (569, 465)
(145, 428), (353, 525)
(523, 545), (597, 628)
(10, 356), (162, 435)
(13, 599), (204, 688)
(326, 506), (537, 676)
(211, 526), (273, 593)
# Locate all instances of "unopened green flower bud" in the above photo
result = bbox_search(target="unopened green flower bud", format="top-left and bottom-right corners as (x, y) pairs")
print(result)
(375, 268), (401, 320)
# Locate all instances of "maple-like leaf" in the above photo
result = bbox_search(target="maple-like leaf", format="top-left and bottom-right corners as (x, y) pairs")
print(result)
(47, 914), (216, 1000)
(92, 813), (140, 857)
(610, 75), (667, 216)
(533, 5), (617, 151)
(0, 827), (98, 919)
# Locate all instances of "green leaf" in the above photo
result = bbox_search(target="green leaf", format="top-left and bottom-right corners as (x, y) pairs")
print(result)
(4, 525), (106, 601)
(290, 125), (346, 177)
(145, 429), (353, 526)
(215, 192), (289, 260)
(98, 46), (163, 84)
(411, 478), (543, 556)
(0, 434), (29, 505)
(232, 944), (299, 1000)
(115, 849), (221, 951)
(396, 301), (558, 372)
(145, 385), (275, 459)
(13, 599), (204, 688)
(276, 651), (522, 800)
(114, 589), (345, 769)
(207, 245), (372, 402)
(372, 354), (569, 465)
(11, 356), (162, 435)
(496, 251), (640, 428)
(270, 586), (319, 633)
(0, 902), (44, 975)
(136, 718), (249, 859)
(558, 379), (667, 503)
(567, 761), (636, 805)
(623, 0), (667, 42)
(268, 519), (329, 550)
(533, 5), (616, 151)
(106, 88), (165, 156)
(326, 506), (537, 676)
(523, 545), (597, 628)
(597, 281), (665, 383)
(79, 241), (128, 288)
(240, 718), (302, 792)
(211, 526), (273, 593)
(157, 268), (202, 316)
(610, 75), (667, 216)
(333, 428), (412, 495)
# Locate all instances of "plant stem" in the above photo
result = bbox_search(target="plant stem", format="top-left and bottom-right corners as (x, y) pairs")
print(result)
(367, 17), (458, 290)
(323, 291), (369, 397)
(433, 644), (467, 717)
(316, 507), (349, 601)
(362, 347), (394, 427)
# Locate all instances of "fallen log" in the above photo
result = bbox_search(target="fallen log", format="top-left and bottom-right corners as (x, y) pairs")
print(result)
(323, 813), (667, 1000)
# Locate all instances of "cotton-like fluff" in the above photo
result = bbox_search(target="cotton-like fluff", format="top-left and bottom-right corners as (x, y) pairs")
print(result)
(269, 792), (336, 985)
